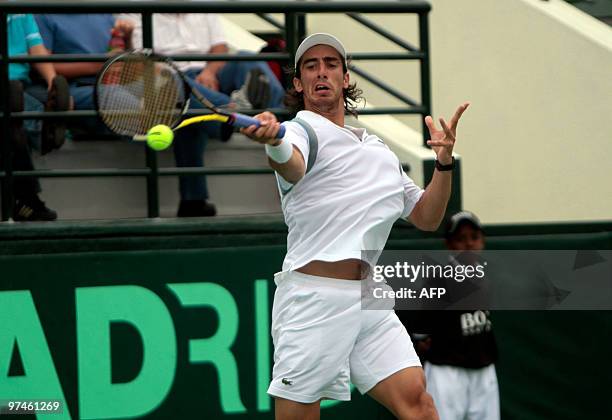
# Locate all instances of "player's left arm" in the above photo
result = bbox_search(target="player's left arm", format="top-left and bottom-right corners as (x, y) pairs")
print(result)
(409, 102), (469, 231)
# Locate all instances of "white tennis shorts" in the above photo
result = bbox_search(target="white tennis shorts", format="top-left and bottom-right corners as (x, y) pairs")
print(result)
(267, 270), (421, 403)
(425, 363), (500, 420)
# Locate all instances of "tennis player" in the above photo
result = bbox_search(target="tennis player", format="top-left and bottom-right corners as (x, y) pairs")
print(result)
(242, 33), (469, 420)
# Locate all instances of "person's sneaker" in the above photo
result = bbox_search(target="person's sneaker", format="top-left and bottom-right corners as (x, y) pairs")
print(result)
(246, 67), (272, 109)
(41, 75), (71, 155)
(177, 200), (217, 217)
(13, 196), (58, 221)
(230, 67), (271, 110)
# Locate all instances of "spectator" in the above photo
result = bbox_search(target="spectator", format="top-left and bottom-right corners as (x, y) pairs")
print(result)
(33, 14), (133, 136)
(400, 211), (500, 420)
(5, 13), (71, 221)
(8, 13), (70, 155)
(118, 13), (286, 217)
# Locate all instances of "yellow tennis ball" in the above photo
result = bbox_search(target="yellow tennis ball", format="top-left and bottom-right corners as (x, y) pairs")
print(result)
(146, 125), (174, 151)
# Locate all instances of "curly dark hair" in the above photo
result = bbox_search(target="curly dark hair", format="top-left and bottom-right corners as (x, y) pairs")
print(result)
(283, 59), (364, 117)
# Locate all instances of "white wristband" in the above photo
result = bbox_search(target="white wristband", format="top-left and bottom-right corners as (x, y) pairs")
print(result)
(265, 140), (293, 164)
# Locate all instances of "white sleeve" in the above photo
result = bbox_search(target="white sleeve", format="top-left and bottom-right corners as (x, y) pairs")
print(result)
(400, 171), (425, 218)
(205, 14), (226, 47)
(273, 121), (310, 187)
(281, 121), (310, 167)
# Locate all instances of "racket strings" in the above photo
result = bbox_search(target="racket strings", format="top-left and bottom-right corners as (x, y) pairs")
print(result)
(97, 55), (186, 136)
(154, 68), (180, 131)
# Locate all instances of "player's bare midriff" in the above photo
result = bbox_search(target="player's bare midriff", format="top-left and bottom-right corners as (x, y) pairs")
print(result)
(296, 259), (366, 280)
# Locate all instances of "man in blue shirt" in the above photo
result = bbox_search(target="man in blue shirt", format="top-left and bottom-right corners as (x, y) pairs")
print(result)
(35, 14), (130, 111)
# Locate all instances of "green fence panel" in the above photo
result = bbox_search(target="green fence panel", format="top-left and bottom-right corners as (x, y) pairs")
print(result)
(1, 219), (611, 419)
(0, 246), (392, 419)
(492, 311), (612, 420)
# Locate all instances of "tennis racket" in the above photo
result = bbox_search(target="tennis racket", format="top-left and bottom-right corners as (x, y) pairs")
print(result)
(94, 49), (285, 141)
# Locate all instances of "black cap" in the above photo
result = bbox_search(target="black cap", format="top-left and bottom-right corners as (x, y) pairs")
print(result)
(445, 211), (483, 238)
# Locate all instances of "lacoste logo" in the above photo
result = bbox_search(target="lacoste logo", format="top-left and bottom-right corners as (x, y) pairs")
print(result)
(281, 378), (293, 386)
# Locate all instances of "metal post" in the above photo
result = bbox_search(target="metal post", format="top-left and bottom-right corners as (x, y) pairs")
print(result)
(142, 12), (159, 218)
(297, 13), (307, 43)
(0, 13), (12, 221)
(418, 11), (432, 147)
(285, 13), (299, 67)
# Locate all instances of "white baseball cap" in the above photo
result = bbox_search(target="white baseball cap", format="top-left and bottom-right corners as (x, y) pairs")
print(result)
(294, 33), (347, 67)
(445, 211), (483, 238)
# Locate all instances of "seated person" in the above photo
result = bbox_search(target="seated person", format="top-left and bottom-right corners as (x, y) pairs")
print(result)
(34, 14), (132, 136)
(119, 13), (286, 217)
(5, 13), (73, 221)
(5, 80), (57, 221)
(8, 13), (70, 154)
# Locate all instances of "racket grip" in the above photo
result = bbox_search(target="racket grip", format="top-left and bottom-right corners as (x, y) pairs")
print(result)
(231, 113), (286, 138)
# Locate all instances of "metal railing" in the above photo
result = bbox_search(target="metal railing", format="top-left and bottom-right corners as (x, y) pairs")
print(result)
(0, 0), (432, 220)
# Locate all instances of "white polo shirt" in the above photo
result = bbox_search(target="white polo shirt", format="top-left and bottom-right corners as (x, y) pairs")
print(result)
(118, 13), (226, 71)
(278, 110), (424, 272)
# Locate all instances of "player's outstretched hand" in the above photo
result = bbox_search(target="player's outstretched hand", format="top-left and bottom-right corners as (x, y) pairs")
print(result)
(425, 102), (470, 164)
(240, 111), (282, 145)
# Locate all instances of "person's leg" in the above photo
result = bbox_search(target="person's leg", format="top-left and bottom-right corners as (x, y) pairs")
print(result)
(274, 398), (320, 420)
(8, 80), (41, 199)
(11, 126), (41, 199)
(22, 91), (44, 152)
(424, 364), (468, 420)
(25, 77), (71, 154)
(368, 367), (438, 420)
(466, 364), (500, 420)
(184, 68), (232, 111)
(42, 76), (71, 153)
(28, 83), (99, 140)
(24, 83), (48, 103)
(216, 53), (285, 108)
(172, 71), (232, 215)
(10, 136), (57, 221)
(68, 84), (115, 137)
(172, 123), (208, 200)
(350, 310), (437, 420)
(268, 272), (360, 418)
(70, 83), (95, 110)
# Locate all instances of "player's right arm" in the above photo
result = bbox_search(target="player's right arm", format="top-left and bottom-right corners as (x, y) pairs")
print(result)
(241, 111), (306, 183)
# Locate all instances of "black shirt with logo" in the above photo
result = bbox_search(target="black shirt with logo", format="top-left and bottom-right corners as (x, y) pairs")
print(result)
(399, 310), (498, 369)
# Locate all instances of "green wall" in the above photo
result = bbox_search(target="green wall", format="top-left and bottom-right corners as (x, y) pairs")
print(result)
(1, 217), (611, 419)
